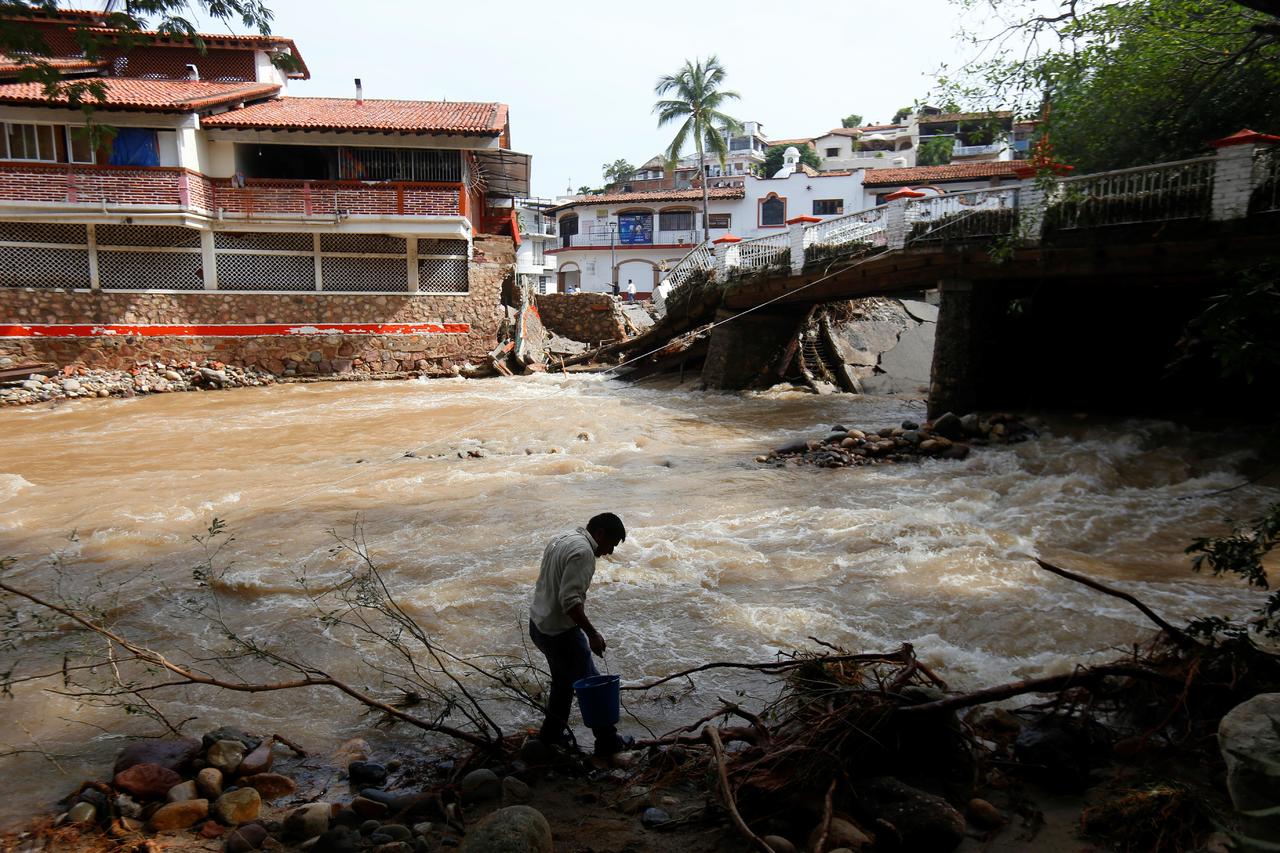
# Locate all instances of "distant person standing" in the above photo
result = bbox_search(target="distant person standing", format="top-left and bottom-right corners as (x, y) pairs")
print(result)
(611, 280), (620, 298)
(529, 513), (633, 756)
(626, 280), (636, 303)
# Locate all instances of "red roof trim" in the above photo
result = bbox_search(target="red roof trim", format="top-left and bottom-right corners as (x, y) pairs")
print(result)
(0, 78), (280, 112)
(1210, 128), (1280, 148)
(863, 162), (1021, 186)
(201, 97), (507, 135)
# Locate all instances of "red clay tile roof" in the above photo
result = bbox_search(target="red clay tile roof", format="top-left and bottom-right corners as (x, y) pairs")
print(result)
(0, 77), (280, 111)
(821, 125), (907, 138)
(862, 161), (1022, 186)
(0, 55), (104, 75)
(767, 137), (816, 147)
(546, 187), (745, 213)
(82, 27), (310, 79)
(201, 97), (509, 135)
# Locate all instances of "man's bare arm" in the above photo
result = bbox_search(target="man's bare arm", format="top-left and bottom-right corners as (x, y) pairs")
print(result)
(566, 603), (606, 656)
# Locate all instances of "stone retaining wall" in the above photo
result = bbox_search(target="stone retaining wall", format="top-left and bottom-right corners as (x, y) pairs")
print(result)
(534, 292), (627, 344)
(0, 236), (513, 377)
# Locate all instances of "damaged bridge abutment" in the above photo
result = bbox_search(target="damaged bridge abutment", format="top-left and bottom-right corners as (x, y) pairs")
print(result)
(702, 305), (812, 390)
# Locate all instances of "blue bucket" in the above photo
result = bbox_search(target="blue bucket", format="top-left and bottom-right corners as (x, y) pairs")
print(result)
(573, 674), (620, 728)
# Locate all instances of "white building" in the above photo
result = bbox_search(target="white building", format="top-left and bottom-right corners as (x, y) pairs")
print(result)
(514, 198), (557, 293)
(548, 165), (867, 295)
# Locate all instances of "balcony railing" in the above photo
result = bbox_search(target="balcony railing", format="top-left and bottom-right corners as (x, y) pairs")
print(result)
(951, 142), (1005, 157)
(0, 163), (468, 220)
(565, 230), (700, 248)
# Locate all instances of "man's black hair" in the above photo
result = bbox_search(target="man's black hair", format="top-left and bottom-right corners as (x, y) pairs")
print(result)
(587, 512), (626, 542)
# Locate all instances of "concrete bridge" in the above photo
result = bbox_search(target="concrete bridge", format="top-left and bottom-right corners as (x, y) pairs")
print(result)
(652, 130), (1279, 416)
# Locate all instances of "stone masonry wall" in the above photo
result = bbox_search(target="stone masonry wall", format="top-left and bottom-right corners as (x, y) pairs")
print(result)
(534, 292), (628, 345)
(0, 236), (513, 378)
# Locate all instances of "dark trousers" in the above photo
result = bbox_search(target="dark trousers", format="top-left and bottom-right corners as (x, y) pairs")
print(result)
(529, 619), (617, 748)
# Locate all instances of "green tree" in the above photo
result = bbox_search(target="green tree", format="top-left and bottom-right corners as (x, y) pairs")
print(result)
(938, 0), (1280, 172)
(654, 55), (743, 241)
(601, 158), (635, 190)
(761, 144), (820, 176)
(892, 106), (913, 124)
(916, 136), (954, 166)
(840, 113), (863, 128)
(0, 1), (290, 127)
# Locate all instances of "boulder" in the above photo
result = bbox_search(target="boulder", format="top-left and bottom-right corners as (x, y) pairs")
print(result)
(241, 772), (296, 801)
(224, 822), (268, 853)
(460, 805), (553, 853)
(806, 816), (870, 851)
(502, 776), (533, 804)
(207, 739), (247, 775)
(214, 788), (261, 824)
(930, 412), (964, 441)
(460, 768), (502, 803)
(197, 767), (225, 799)
(852, 778), (963, 852)
(1219, 693), (1280, 843)
(150, 799), (210, 831)
(114, 738), (201, 774)
(114, 763), (184, 800)
(284, 802), (332, 839)
(238, 738), (274, 776)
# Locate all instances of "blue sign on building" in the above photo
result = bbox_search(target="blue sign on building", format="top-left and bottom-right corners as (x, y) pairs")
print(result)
(618, 213), (653, 245)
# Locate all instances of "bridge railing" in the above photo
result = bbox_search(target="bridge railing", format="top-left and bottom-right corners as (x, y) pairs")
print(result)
(1045, 156), (1215, 230)
(652, 240), (714, 313)
(1252, 147), (1280, 214)
(727, 230), (791, 274)
(803, 207), (887, 249)
(904, 186), (1021, 245)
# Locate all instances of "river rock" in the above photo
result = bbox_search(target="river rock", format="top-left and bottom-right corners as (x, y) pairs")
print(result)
(461, 768), (502, 803)
(348, 760), (388, 788)
(114, 737), (202, 774)
(806, 817), (870, 851)
(207, 739), (247, 774)
(640, 807), (670, 828)
(502, 776), (532, 804)
(284, 802), (332, 839)
(114, 763), (184, 800)
(351, 796), (388, 819)
(241, 772), (295, 800)
(214, 788), (261, 824)
(238, 738), (274, 776)
(1219, 693), (1280, 842)
(930, 412), (963, 440)
(762, 835), (797, 853)
(967, 798), (1005, 829)
(378, 824), (412, 842)
(959, 413), (981, 435)
(202, 727), (259, 752)
(198, 767), (225, 799)
(460, 805), (553, 853)
(68, 801), (96, 823)
(313, 827), (360, 853)
(334, 738), (370, 765)
(224, 822), (268, 853)
(150, 799), (209, 831)
(167, 780), (199, 802)
(1014, 716), (1108, 792)
(164, 370), (183, 382)
(853, 777), (963, 852)
(115, 793), (141, 818)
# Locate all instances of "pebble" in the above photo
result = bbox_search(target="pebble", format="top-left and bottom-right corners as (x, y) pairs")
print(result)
(640, 807), (671, 828)
(1, 362), (275, 407)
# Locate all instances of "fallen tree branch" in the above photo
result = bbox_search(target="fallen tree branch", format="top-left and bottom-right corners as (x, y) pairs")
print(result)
(624, 645), (914, 692)
(705, 726), (773, 852)
(895, 663), (1184, 716)
(1033, 558), (1200, 649)
(0, 580), (494, 749)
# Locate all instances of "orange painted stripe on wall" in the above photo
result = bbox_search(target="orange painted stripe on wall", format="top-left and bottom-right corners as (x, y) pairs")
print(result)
(0, 323), (471, 338)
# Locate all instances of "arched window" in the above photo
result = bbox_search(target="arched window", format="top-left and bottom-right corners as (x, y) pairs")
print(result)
(759, 194), (786, 227)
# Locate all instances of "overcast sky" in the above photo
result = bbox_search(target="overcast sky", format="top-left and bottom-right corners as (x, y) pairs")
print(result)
(196, 0), (995, 197)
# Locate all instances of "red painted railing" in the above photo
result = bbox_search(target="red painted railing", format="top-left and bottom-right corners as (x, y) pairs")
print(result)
(0, 162), (467, 220)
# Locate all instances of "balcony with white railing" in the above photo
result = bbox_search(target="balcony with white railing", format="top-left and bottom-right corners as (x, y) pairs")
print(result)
(951, 141), (1007, 157)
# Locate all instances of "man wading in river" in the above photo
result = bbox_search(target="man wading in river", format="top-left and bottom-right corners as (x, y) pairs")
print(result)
(529, 512), (633, 756)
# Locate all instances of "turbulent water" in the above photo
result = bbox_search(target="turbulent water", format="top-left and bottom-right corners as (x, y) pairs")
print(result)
(0, 375), (1274, 827)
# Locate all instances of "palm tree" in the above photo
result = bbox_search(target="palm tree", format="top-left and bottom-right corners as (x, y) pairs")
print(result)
(654, 56), (743, 242)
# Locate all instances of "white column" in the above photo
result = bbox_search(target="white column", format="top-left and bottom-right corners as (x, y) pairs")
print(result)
(313, 233), (324, 291)
(788, 220), (806, 274)
(713, 242), (729, 280)
(200, 230), (217, 290)
(1211, 142), (1261, 221)
(407, 237), (420, 293)
(885, 199), (908, 250)
(86, 223), (100, 291)
(1017, 183), (1046, 244)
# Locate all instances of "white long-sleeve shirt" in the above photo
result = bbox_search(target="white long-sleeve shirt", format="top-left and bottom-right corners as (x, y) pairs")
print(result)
(530, 527), (598, 635)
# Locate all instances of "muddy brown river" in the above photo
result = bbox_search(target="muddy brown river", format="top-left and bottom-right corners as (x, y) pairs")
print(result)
(0, 375), (1273, 827)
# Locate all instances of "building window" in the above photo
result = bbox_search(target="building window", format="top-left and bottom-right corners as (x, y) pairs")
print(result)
(730, 137), (750, 151)
(560, 214), (578, 249)
(825, 147), (840, 158)
(659, 210), (695, 232)
(759, 194), (786, 227)
(5, 123), (57, 161)
(813, 199), (844, 216)
(707, 213), (731, 229)
(66, 127), (94, 164)
(531, 240), (545, 265)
